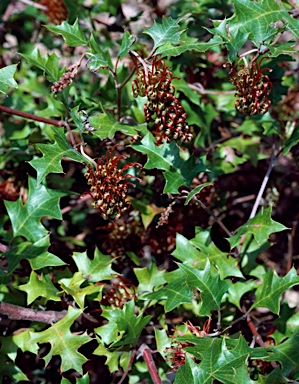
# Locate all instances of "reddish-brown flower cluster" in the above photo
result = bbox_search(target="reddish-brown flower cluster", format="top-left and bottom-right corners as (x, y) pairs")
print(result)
(229, 58), (272, 116)
(100, 278), (136, 308)
(132, 55), (193, 145)
(38, 0), (68, 25)
(84, 149), (141, 220)
(51, 64), (78, 93)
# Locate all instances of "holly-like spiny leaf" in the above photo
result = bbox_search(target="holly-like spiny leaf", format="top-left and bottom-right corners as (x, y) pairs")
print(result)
(29, 126), (86, 185)
(179, 260), (230, 317)
(95, 301), (151, 347)
(143, 14), (188, 50)
(174, 335), (255, 384)
(251, 267), (299, 314)
(172, 228), (243, 279)
(46, 19), (88, 47)
(226, 0), (299, 47)
(89, 110), (143, 140)
(1, 235), (65, 275)
(132, 133), (205, 194)
(72, 248), (117, 283)
(118, 30), (135, 59)
(20, 48), (64, 82)
(228, 206), (288, 248)
(25, 307), (90, 374)
(18, 270), (61, 305)
(59, 271), (103, 308)
(4, 177), (67, 243)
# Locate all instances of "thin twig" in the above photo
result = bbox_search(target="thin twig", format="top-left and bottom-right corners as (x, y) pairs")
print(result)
(181, 190), (232, 237)
(0, 105), (68, 128)
(129, 50), (149, 83)
(287, 215), (299, 273)
(249, 143), (277, 219)
(0, 302), (67, 324)
(80, 144), (97, 168)
(138, 344), (162, 384)
(117, 350), (136, 384)
(189, 82), (235, 95)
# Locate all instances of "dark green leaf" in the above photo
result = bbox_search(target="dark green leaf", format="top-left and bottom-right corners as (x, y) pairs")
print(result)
(251, 267), (299, 314)
(179, 260), (230, 316)
(46, 19), (88, 47)
(29, 127), (86, 185)
(132, 133), (205, 194)
(184, 183), (214, 205)
(20, 48), (63, 82)
(228, 207), (288, 248)
(95, 301), (151, 347)
(143, 15), (188, 50)
(226, 0), (299, 46)
(4, 177), (67, 242)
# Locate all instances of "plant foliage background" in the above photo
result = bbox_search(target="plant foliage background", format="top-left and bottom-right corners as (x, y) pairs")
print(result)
(0, 0), (299, 383)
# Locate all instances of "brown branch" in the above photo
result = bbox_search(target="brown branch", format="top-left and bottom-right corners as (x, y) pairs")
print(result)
(0, 302), (67, 324)
(138, 344), (162, 384)
(0, 105), (67, 128)
(117, 349), (136, 384)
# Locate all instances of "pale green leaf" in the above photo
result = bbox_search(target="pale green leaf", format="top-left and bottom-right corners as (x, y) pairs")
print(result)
(0, 64), (18, 94)
(27, 307), (90, 374)
(72, 248), (117, 283)
(18, 271), (61, 305)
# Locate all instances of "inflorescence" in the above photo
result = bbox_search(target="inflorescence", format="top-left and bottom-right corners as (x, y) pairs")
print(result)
(84, 148), (141, 220)
(132, 54), (193, 145)
(229, 58), (272, 116)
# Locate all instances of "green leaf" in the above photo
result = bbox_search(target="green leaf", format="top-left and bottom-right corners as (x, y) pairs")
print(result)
(1, 235), (65, 274)
(175, 335), (254, 384)
(18, 270), (61, 305)
(227, 280), (256, 310)
(226, 0), (299, 47)
(89, 111), (143, 140)
(172, 228), (243, 279)
(155, 35), (223, 57)
(146, 276), (193, 312)
(179, 260), (230, 316)
(132, 133), (205, 194)
(72, 248), (117, 283)
(59, 271), (103, 308)
(184, 183), (214, 205)
(118, 31), (135, 59)
(95, 301), (151, 347)
(228, 207), (288, 248)
(134, 263), (167, 293)
(265, 329), (299, 379)
(29, 126), (86, 185)
(20, 48), (63, 82)
(46, 19), (88, 47)
(93, 341), (132, 373)
(0, 64), (18, 94)
(4, 177), (67, 243)
(26, 306), (90, 374)
(251, 267), (299, 314)
(143, 15), (187, 50)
